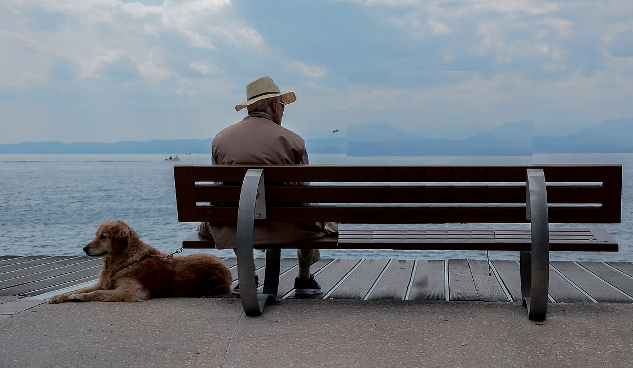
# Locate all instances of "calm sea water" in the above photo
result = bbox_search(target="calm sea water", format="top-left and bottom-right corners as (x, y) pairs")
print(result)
(0, 153), (631, 262)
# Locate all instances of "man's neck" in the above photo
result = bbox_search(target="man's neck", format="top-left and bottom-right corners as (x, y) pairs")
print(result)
(248, 111), (273, 120)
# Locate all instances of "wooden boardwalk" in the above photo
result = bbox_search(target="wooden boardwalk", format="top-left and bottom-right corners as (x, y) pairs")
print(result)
(2, 255), (633, 315)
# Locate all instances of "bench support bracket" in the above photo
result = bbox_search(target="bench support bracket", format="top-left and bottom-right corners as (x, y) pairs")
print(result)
(236, 169), (278, 316)
(522, 169), (550, 321)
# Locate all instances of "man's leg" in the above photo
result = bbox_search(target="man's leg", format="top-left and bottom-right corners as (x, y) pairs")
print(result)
(295, 248), (322, 296)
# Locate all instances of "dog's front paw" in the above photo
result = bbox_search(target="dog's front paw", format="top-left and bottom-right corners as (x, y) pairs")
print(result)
(66, 293), (88, 302)
(48, 294), (70, 304)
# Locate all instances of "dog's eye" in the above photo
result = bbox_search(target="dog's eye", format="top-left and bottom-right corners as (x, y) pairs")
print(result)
(99, 234), (106, 239)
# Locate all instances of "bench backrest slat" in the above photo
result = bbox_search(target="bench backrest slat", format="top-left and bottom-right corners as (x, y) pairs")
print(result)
(174, 165), (622, 224)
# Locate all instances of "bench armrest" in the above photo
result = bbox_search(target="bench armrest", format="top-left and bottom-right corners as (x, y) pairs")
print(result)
(522, 169), (550, 320)
(236, 169), (277, 316)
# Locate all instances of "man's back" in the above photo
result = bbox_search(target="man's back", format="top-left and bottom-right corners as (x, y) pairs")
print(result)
(212, 116), (306, 165)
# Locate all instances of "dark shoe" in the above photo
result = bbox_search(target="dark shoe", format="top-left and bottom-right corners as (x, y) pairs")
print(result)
(232, 276), (259, 295)
(294, 274), (322, 296)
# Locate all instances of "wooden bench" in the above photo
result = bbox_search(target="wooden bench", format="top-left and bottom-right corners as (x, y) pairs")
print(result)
(173, 165), (622, 320)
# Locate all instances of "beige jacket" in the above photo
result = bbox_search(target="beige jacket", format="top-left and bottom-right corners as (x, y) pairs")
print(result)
(204, 116), (326, 249)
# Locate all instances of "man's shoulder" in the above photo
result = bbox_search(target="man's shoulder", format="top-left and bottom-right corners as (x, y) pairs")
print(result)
(214, 117), (305, 146)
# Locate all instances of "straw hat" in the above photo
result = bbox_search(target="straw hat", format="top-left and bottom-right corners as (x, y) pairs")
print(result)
(235, 76), (296, 112)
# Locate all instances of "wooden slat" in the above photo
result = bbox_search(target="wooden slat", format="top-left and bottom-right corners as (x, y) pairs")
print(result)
(183, 231), (215, 248)
(328, 259), (390, 299)
(0, 258), (100, 291)
(175, 164), (622, 224)
(468, 260), (508, 302)
(489, 260), (522, 302)
(0, 256), (76, 274)
(448, 259), (479, 301)
(2, 257), (633, 304)
(408, 260), (445, 301)
(183, 228), (617, 253)
(548, 266), (593, 303)
(0, 256), (52, 269)
(2, 267), (99, 297)
(366, 260), (414, 300)
(578, 262), (633, 299)
(551, 261), (632, 302)
(188, 203), (618, 224)
(608, 262), (633, 278)
(176, 165), (535, 183)
(311, 259), (362, 298)
(196, 184), (609, 205)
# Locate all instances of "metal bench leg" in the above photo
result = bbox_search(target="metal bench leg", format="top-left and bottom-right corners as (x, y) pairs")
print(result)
(236, 169), (274, 316)
(263, 249), (281, 297)
(522, 169), (550, 321)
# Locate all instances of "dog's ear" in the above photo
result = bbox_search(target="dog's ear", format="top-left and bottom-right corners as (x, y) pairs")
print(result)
(107, 220), (130, 243)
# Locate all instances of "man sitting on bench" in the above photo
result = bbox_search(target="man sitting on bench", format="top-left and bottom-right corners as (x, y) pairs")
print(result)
(198, 76), (332, 296)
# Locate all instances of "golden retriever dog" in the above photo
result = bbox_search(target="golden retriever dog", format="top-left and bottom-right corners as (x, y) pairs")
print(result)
(48, 220), (232, 303)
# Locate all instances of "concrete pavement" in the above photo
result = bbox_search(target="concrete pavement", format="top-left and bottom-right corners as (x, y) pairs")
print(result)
(1, 298), (633, 367)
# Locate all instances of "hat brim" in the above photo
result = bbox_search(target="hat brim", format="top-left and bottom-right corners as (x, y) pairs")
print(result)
(235, 91), (296, 112)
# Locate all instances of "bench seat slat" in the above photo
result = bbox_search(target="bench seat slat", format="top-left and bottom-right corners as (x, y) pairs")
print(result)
(182, 228), (618, 252)
(187, 205), (616, 224)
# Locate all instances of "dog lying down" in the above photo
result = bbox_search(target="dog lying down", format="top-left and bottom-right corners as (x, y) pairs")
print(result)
(48, 220), (232, 303)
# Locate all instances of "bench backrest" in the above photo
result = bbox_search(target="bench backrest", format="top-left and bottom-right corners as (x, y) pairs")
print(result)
(174, 165), (621, 224)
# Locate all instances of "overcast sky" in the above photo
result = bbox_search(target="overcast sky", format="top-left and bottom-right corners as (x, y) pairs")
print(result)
(1, 0), (633, 144)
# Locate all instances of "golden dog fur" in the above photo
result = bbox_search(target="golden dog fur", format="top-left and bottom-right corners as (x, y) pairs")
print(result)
(48, 220), (232, 303)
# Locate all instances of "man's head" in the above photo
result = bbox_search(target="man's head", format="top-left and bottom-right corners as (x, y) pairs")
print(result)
(247, 97), (286, 124)
(235, 76), (295, 121)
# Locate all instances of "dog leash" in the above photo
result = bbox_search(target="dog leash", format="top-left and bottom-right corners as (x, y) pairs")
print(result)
(166, 247), (183, 258)
(143, 247), (183, 261)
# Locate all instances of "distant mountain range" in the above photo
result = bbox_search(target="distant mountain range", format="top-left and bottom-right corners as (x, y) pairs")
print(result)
(347, 121), (533, 156)
(347, 118), (633, 155)
(533, 118), (633, 153)
(0, 138), (347, 154)
(1, 118), (631, 155)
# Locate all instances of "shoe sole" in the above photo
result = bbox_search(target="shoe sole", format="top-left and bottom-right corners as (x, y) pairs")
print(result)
(294, 289), (322, 296)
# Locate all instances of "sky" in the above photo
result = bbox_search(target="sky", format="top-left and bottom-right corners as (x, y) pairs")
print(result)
(1, 0), (633, 144)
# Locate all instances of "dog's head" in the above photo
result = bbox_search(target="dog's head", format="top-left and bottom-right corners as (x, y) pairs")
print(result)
(83, 220), (134, 257)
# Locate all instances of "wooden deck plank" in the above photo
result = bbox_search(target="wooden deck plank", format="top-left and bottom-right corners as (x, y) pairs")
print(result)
(0, 256), (40, 264)
(408, 260), (445, 301)
(329, 259), (390, 299)
(551, 261), (632, 303)
(367, 259), (414, 300)
(0, 257), (99, 282)
(1, 257), (633, 304)
(448, 259), (479, 301)
(608, 262), (633, 278)
(489, 260), (522, 302)
(221, 257), (238, 269)
(0, 262), (101, 295)
(226, 258), (266, 282)
(4, 268), (99, 297)
(467, 260), (508, 302)
(0, 256), (69, 271)
(308, 259), (362, 299)
(577, 262), (633, 300)
(547, 265), (592, 303)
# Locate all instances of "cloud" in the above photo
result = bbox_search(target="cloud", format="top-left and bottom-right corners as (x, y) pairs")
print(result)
(608, 30), (633, 57)
(347, 71), (532, 129)
(0, 0), (262, 86)
(189, 61), (219, 75)
(288, 61), (328, 78)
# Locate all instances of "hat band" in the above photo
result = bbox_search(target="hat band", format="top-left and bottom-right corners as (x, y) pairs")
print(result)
(248, 91), (279, 101)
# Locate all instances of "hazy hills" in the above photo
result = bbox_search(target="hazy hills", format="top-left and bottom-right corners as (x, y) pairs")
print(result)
(0, 138), (347, 155)
(1, 118), (631, 155)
